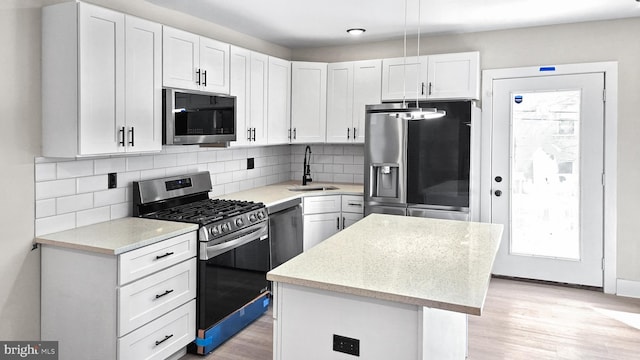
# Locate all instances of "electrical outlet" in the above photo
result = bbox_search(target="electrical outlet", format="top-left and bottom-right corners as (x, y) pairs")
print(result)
(333, 334), (359, 356)
(108, 173), (117, 189)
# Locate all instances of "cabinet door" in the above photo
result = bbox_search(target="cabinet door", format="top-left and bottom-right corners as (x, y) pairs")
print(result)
(199, 37), (230, 94)
(250, 52), (269, 145)
(78, 3), (125, 155)
(353, 60), (382, 143)
(291, 62), (327, 143)
(230, 46), (251, 146)
(303, 195), (342, 214)
(267, 56), (291, 144)
(326, 62), (354, 143)
(303, 213), (341, 251)
(381, 56), (428, 101)
(125, 16), (162, 153)
(427, 51), (479, 100)
(162, 26), (199, 90)
(342, 212), (363, 230)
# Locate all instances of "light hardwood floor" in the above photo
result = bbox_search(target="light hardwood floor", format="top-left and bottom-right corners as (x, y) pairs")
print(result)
(181, 278), (640, 359)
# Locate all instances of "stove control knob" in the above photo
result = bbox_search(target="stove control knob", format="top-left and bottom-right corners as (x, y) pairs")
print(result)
(222, 223), (230, 232)
(249, 213), (257, 222)
(257, 211), (265, 220)
(210, 226), (219, 236)
(235, 218), (244, 227)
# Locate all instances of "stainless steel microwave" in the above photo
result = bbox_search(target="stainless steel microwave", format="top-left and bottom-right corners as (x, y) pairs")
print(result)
(163, 88), (237, 145)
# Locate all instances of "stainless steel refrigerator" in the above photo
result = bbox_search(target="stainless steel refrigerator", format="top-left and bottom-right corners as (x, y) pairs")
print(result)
(364, 101), (480, 221)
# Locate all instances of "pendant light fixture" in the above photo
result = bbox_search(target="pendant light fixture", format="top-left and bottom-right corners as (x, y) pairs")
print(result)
(401, 0), (445, 120)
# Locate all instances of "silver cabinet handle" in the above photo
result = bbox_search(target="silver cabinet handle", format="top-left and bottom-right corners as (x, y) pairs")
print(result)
(336, 217), (340, 230)
(202, 70), (207, 86)
(347, 202), (362, 207)
(342, 217), (346, 229)
(353, 127), (356, 139)
(252, 128), (256, 141)
(248, 128), (252, 141)
(196, 68), (201, 85)
(347, 128), (350, 139)
(293, 128), (297, 140)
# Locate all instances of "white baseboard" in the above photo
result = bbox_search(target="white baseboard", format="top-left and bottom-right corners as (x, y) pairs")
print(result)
(616, 279), (640, 298)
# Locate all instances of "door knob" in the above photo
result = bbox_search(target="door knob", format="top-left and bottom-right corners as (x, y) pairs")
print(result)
(494, 190), (502, 197)
(495, 176), (503, 183)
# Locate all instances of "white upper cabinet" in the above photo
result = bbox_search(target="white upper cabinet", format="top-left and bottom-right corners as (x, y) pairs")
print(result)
(42, 2), (161, 157)
(426, 51), (480, 100)
(381, 56), (428, 101)
(230, 46), (268, 146)
(267, 56), (291, 145)
(381, 52), (480, 101)
(291, 62), (327, 144)
(125, 16), (163, 153)
(163, 26), (230, 94)
(327, 60), (381, 143)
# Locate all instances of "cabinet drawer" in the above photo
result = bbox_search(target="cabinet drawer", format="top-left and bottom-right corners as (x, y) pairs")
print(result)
(341, 195), (364, 214)
(303, 195), (341, 214)
(118, 259), (196, 336)
(119, 231), (196, 285)
(118, 299), (195, 360)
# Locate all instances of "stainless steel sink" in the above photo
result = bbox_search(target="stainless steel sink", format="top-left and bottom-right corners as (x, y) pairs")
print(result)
(288, 185), (339, 192)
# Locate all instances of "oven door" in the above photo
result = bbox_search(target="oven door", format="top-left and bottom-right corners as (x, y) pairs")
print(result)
(197, 222), (270, 331)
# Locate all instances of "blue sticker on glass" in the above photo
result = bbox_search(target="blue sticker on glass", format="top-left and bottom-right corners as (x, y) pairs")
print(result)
(539, 66), (556, 72)
(514, 95), (523, 104)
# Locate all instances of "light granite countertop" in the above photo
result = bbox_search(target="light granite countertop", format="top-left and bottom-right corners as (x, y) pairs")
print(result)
(267, 213), (503, 316)
(35, 217), (198, 255)
(216, 180), (364, 208)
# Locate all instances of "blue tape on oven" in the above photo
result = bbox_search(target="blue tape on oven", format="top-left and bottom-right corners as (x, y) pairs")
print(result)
(263, 297), (270, 308)
(539, 66), (556, 72)
(194, 333), (214, 347)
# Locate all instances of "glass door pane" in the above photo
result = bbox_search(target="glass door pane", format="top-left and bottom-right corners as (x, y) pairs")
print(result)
(510, 90), (581, 260)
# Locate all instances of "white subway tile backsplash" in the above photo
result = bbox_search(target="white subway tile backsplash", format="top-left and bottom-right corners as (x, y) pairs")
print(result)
(36, 179), (76, 200)
(36, 199), (56, 219)
(176, 152), (198, 166)
(35, 213), (75, 236)
(57, 160), (94, 179)
(35, 163), (57, 181)
(153, 154), (177, 169)
(126, 156), (154, 171)
(354, 174), (364, 184)
(35, 144), (367, 235)
(115, 172), (140, 189)
(140, 168), (166, 180)
(95, 158), (126, 174)
(334, 173), (354, 183)
(94, 188), (126, 207)
(110, 202), (130, 219)
(76, 206), (110, 227)
(224, 160), (241, 172)
(77, 175), (107, 193)
(57, 193), (93, 214)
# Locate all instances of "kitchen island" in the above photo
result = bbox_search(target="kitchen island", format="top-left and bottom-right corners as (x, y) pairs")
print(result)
(267, 213), (503, 360)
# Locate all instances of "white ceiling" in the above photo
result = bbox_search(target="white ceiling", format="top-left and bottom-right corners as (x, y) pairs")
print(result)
(147, 0), (640, 48)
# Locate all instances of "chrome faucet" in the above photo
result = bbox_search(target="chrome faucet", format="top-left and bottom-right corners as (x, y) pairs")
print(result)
(302, 146), (313, 185)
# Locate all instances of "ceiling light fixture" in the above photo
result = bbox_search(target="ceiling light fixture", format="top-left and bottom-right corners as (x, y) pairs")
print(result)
(346, 28), (366, 35)
(401, 0), (445, 120)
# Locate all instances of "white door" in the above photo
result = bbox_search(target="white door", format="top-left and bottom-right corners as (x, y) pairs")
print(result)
(353, 60), (382, 143)
(79, 3), (125, 155)
(230, 46), (251, 146)
(491, 73), (605, 287)
(267, 56), (291, 144)
(326, 62), (354, 143)
(250, 52), (269, 145)
(162, 26), (199, 90)
(291, 62), (327, 143)
(125, 16), (162, 153)
(426, 52), (479, 100)
(199, 37), (230, 94)
(381, 56), (428, 101)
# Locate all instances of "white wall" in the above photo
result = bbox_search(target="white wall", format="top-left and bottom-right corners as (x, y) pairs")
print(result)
(293, 18), (640, 283)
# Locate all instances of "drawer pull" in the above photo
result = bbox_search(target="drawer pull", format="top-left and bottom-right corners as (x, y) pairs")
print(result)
(155, 289), (174, 299)
(347, 202), (362, 207)
(155, 252), (174, 260)
(155, 334), (174, 346)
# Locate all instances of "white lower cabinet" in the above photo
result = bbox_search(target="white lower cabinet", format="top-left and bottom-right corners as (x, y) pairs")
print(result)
(41, 231), (197, 360)
(302, 195), (363, 250)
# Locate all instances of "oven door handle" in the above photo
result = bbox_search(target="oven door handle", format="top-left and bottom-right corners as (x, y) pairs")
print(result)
(202, 223), (268, 260)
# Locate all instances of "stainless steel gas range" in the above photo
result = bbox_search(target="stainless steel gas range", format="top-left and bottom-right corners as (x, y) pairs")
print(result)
(133, 171), (270, 355)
